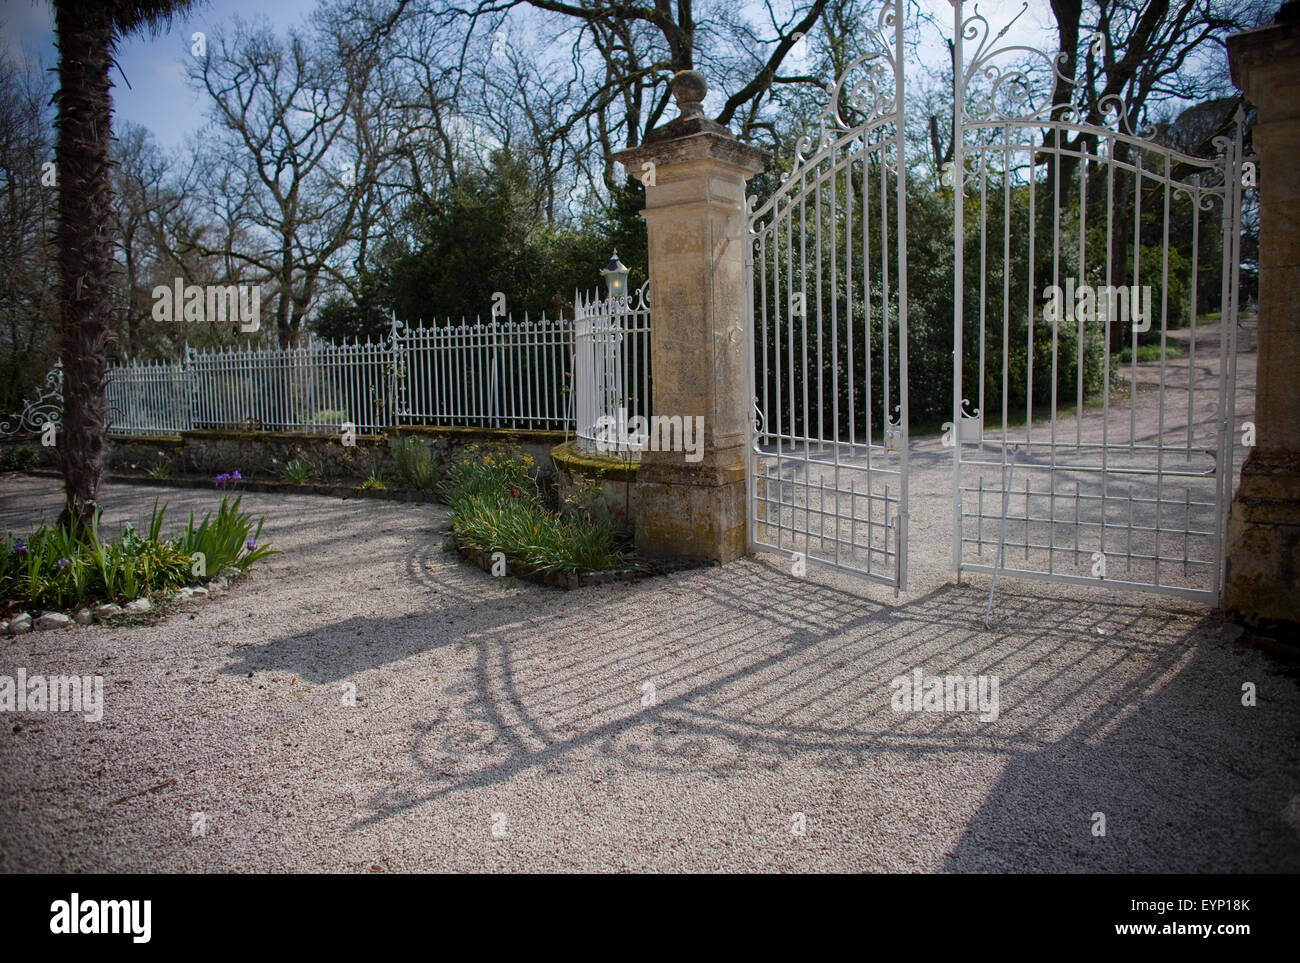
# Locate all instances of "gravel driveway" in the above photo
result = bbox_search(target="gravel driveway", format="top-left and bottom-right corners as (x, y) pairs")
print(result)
(2, 319), (1297, 873)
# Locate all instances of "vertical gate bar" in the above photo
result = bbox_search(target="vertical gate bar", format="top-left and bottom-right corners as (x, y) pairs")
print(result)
(1078, 142), (1088, 450)
(1188, 177), (1201, 455)
(760, 230), (771, 513)
(978, 140), (987, 441)
(1074, 480), (1080, 565)
(863, 123), (873, 483)
(1102, 131), (1114, 563)
(1131, 152), (1143, 450)
(893, 2), (910, 591)
(745, 204), (759, 555)
(881, 123), (892, 468)
(1027, 127), (1037, 450)
(1155, 153), (1173, 588)
(784, 195), (795, 552)
(816, 157), (825, 447)
(800, 170), (810, 480)
(983, 450), (1017, 628)
(846, 152), (856, 449)
(1127, 484), (1134, 573)
(851, 477), (858, 560)
(951, 0), (965, 579)
(831, 149), (842, 569)
(1049, 120), (1061, 576)
(1002, 137), (1011, 454)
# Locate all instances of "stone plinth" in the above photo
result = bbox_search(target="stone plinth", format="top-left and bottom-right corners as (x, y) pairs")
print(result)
(1224, 13), (1300, 633)
(613, 73), (766, 563)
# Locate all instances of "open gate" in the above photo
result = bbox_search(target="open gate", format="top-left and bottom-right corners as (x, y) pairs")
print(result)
(948, 1), (1243, 604)
(746, 0), (1245, 604)
(745, 3), (910, 591)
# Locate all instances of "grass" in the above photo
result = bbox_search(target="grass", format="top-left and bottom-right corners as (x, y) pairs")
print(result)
(1, 495), (276, 613)
(443, 445), (627, 574)
(362, 470), (386, 491)
(147, 463), (174, 479)
(1111, 340), (1185, 365)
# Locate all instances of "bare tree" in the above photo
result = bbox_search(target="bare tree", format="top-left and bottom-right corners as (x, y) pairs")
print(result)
(190, 20), (369, 345)
(0, 52), (59, 416)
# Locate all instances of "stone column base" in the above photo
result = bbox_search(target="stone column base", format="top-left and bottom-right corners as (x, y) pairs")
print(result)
(1223, 448), (1300, 636)
(634, 458), (747, 563)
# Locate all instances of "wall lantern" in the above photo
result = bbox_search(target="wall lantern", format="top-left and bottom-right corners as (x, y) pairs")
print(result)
(600, 250), (630, 302)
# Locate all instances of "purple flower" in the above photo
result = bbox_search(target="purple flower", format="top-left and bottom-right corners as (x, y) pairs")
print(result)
(214, 473), (228, 489)
(245, 536), (257, 551)
(13, 540), (27, 557)
(56, 557), (70, 571)
(232, 470), (242, 480)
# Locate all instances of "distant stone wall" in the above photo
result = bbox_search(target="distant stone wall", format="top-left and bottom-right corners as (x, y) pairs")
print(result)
(5, 427), (570, 491)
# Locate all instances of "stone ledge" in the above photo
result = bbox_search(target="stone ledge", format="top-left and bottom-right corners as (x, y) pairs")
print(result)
(550, 442), (640, 483)
(181, 429), (387, 445)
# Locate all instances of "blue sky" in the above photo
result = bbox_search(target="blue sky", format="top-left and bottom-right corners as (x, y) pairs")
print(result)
(0, 0), (318, 150)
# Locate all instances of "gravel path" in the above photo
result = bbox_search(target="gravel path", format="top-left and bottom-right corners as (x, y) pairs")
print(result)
(1, 470), (1297, 872)
(2, 318), (1296, 873)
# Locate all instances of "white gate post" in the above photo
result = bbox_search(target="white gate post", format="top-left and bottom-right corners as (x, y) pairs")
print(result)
(613, 70), (766, 563)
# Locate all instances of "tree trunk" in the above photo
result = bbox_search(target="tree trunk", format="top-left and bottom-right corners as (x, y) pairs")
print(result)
(53, 0), (116, 532)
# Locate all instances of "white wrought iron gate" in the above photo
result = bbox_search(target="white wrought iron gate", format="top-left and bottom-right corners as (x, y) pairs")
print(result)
(948, 1), (1243, 604)
(746, 3), (910, 590)
(746, 1), (1245, 603)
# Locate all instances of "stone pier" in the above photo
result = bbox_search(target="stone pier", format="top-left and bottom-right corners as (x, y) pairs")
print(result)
(612, 71), (766, 563)
(1224, 8), (1300, 634)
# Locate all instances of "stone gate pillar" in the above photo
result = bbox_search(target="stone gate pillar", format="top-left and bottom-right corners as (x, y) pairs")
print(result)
(1225, 8), (1300, 633)
(613, 71), (766, 563)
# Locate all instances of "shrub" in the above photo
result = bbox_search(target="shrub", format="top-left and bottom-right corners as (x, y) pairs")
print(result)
(391, 436), (439, 490)
(441, 445), (536, 509)
(443, 446), (626, 574)
(1, 445), (40, 472)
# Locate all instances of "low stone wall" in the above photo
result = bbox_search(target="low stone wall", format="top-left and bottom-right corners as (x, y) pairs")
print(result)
(550, 442), (639, 535)
(100, 426), (570, 488)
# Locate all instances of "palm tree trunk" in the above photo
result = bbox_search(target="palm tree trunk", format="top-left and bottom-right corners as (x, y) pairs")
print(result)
(53, 0), (116, 532)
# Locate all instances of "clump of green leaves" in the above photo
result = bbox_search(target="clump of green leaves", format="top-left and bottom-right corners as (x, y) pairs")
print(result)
(1, 496), (276, 612)
(283, 458), (310, 485)
(391, 436), (439, 490)
(443, 446), (626, 574)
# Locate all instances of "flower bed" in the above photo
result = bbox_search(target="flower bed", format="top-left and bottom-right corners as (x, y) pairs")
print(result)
(1, 494), (275, 630)
(443, 445), (635, 584)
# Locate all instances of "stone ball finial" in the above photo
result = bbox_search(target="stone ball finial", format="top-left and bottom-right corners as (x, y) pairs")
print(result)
(673, 70), (707, 119)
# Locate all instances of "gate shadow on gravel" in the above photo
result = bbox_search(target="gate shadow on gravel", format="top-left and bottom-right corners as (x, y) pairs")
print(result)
(942, 626), (1300, 872)
(346, 559), (1296, 873)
